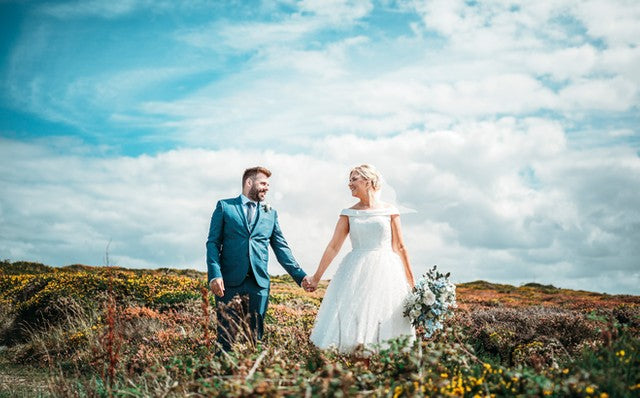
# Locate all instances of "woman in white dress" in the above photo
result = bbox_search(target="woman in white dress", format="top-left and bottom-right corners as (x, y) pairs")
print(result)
(305, 164), (415, 354)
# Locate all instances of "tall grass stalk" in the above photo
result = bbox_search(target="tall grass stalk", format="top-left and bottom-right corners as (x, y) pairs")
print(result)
(200, 286), (211, 349)
(103, 245), (120, 396)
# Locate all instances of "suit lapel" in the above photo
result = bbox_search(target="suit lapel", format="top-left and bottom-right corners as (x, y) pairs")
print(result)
(249, 202), (261, 235)
(234, 196), (251, 232)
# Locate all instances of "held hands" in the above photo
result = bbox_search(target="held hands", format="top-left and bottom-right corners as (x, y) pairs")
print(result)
(212, 276), (314, 296)
(209, 277), (225, 297)
(302, 275), (319, 292)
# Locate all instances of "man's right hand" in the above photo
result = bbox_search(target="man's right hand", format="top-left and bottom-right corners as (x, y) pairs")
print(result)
(210, 277), (225, 297)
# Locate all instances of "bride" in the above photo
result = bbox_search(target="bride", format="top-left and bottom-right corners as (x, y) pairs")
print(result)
(304, 164), (415, 353)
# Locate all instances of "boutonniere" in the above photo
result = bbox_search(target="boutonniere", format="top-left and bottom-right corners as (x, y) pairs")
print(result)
(262, 203), (272, 212)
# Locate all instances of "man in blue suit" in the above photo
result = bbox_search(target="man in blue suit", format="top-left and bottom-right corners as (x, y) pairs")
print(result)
(206, 166), (311, 351)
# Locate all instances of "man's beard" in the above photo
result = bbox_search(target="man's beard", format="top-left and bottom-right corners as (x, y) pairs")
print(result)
(248, 186), (265, 202)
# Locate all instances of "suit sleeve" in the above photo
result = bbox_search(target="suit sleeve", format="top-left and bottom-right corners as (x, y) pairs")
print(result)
(206, 200), (224, 284)
(270, 210), (307, 286)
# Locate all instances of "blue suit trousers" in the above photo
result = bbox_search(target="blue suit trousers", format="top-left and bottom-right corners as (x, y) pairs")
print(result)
(215, 271), (269, 351)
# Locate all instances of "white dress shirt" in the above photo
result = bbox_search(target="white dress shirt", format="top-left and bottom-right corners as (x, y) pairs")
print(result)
(240, 194), (258, 223)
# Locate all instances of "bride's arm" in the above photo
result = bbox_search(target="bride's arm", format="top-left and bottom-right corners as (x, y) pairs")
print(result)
(391, 215), (415, 288)
(310, 216), (350, 287)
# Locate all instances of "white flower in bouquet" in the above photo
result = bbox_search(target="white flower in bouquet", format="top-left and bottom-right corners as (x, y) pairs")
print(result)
(422, 290), (436, 305)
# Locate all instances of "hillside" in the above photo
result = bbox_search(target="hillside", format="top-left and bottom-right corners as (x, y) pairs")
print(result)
(1, 260), (638, 397)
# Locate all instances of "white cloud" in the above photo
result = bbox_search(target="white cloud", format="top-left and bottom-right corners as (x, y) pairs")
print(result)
(558, 76), (638, 111)
(2, 121), (639, 293)
(177, 0), (372, 52)
(38, 0), (210, 19)
(574, 0), (640, 47)
(522, 45), (598, 81)
(298, 0), (374, 24)
(39, 0), (141, 19)
(133, 70), (564, 149)
(598, 46), (640, 84)
(180, 19), (318, 52)
(406, 0), (640, 85)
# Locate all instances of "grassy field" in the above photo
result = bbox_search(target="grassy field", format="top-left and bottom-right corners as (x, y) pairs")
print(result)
(0, 259), (638, 397)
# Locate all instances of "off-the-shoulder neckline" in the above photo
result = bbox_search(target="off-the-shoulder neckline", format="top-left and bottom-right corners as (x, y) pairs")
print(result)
(348, 202), (396, 210)
(340, 206), (399, 215)
(347, 207), (394, 211)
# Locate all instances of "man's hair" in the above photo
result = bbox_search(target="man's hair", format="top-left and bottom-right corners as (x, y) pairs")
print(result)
(242, 166), (272, 186)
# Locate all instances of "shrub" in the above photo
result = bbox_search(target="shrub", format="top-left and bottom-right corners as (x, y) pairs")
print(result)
(458, 306), (598, 365)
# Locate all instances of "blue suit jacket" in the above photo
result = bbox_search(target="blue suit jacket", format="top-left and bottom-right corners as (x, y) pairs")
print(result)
(206, 196), (306, 288)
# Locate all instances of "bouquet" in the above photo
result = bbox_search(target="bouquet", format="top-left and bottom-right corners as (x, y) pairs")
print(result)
(403, 265), (457, 338)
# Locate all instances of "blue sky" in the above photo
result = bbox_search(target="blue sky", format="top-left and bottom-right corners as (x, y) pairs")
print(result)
(1, 0), (639, 294)
(1, 1), (429, 155)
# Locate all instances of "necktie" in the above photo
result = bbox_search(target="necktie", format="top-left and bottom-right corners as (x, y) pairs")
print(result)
(246, 202), (256, 225)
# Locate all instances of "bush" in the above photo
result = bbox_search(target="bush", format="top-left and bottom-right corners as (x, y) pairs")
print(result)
(458, 306), (598, 366)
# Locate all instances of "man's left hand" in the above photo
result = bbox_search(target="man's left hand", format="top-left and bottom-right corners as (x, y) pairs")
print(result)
(302, 275), (317, 292)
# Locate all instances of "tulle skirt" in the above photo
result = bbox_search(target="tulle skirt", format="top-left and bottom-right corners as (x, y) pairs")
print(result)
(310, 248), (415, 353)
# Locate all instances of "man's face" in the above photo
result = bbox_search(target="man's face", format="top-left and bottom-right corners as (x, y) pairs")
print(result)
(248, 172), (270, 202)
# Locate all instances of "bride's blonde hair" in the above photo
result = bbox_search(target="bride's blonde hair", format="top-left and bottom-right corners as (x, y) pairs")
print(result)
(350, 164), (381, 191)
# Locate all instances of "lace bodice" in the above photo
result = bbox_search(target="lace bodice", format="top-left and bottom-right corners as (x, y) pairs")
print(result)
(340, 207), (399, 251)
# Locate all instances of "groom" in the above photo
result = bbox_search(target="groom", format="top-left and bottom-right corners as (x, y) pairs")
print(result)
(206, 166), (311, 351)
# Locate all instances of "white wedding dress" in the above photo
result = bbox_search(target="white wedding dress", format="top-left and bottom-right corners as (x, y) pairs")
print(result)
(310, 207), (415, 353)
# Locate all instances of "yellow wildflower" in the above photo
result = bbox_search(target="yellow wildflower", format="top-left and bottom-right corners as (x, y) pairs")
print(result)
(586, 386), (595, 394)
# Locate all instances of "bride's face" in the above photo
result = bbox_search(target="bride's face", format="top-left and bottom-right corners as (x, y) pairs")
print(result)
(348, 172), (370, 198)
